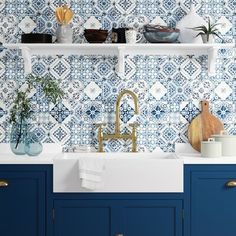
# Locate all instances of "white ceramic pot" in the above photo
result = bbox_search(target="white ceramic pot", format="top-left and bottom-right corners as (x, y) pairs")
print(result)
(201, 138), (222, 158)
(212, 131), (236, 156)
(201, 34), (214, 44)
(56, 24), (73, 44)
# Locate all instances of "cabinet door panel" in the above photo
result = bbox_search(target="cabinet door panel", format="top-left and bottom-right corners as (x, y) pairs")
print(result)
(54, 200), (113, 236)
(0, 171), (46, 236)
(122, 200), (183, 236)
(186, 167), (236, 236)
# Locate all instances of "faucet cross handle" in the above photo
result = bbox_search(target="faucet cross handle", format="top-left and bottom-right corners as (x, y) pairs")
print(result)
(96, 123), (107, 153)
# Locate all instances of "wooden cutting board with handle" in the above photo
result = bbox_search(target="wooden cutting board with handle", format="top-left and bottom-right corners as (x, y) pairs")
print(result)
(188, 100), (224, 152)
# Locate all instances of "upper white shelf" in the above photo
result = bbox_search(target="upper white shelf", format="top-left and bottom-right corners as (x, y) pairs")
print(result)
(3, 43), (235, 76)
(5, 43), (234, 56)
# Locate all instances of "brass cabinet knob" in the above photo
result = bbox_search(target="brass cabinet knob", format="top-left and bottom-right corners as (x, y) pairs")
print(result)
(226, 180), (236, 187)
(0, 180), (9, 187)
(116, 234), (123, 236)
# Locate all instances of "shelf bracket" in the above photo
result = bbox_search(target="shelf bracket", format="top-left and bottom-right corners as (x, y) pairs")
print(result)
(116, 46), (125, 77)
(19, 46), (32, 75)
(208, 47), (218, 76)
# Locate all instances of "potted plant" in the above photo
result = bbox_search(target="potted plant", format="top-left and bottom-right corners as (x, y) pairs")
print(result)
(191, 19), (222, 44)
(9, 74), (64, 155)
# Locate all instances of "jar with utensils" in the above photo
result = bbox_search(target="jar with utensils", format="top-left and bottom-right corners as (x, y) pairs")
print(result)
(55, 5), (74, 43)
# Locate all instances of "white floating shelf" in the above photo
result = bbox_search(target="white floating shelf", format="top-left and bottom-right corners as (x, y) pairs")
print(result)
(4, 43), (235, 76)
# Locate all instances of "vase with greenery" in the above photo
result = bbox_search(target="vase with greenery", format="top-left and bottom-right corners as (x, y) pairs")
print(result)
(9, 74), (64, 155)
(191, 19), (222, 44)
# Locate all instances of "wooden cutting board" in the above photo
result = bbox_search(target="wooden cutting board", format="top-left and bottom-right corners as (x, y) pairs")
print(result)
(188, 101), (224, 152)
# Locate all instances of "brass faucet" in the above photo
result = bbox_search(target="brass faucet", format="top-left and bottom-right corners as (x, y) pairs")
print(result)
(97, 90), (139, 152)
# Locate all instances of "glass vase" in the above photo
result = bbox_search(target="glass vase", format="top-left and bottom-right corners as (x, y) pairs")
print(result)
(10, 122), (27, 155)
(25, 132), (43, 156)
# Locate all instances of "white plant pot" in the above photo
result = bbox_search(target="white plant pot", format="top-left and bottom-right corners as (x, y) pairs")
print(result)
(56, 24), (73, 44)
(201, 34), (214, 44)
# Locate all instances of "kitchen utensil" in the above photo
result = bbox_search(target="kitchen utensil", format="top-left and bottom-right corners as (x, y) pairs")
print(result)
(84, 29), (108, 43)
(21, 33), (52, 43)
(55, 6), (73, 25)
(212, 131), (236, 156)
(188, 101), (224, 152)
(201, 138), (222, 158)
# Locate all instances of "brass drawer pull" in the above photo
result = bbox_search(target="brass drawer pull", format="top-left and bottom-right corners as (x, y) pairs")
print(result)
(116, 234), (123, 236)
(0, 180), (9, 187)
(226, 181), (236, 187)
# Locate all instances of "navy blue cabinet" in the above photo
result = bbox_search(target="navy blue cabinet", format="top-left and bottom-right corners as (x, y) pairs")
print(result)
(0, 165), (48, 236)
(54, 198), (183, 236)
(121, 199), (183, 236)
(185, 165), (236, 236)
(53, 200), (113, 236)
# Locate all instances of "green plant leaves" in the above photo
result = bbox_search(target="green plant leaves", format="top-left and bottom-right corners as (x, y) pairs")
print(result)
(10, 74), (64, 124)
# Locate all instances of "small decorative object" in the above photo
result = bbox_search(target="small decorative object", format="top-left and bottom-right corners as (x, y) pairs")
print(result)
(125, 29), (138, 44)
(55, 5), (74, 43)
(143, 25), (180, 43)
(9, 74), (64, 156)
(84, 29), (108, 43)
(191, 19), (222, 44)
(21, 33), (52, 43)
(176, 3), (206, 43)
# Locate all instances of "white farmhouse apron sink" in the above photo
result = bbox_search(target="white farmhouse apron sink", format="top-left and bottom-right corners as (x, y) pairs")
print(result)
(53, 153), (183, 193)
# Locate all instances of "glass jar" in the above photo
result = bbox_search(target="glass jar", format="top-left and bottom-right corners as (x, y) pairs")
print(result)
(25, 132), (43, 156)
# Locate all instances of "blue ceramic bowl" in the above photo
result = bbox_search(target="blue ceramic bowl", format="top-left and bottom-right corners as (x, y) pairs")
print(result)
(144, 31), (180, 43)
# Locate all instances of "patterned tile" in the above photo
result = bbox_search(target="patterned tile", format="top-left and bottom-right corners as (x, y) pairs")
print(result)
(0, 0), (235, 152)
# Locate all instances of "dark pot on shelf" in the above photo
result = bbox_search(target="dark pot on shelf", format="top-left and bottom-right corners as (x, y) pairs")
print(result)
(84, 29), (108, 43)
(21, 33), (53, 43)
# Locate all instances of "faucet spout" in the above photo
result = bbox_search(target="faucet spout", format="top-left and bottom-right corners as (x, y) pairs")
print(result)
(97, 89), (139, 152)
(115, 90), (139, 134)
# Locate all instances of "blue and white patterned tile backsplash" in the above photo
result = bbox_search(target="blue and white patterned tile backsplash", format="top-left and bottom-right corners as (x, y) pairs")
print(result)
(0, 0), (236, 152)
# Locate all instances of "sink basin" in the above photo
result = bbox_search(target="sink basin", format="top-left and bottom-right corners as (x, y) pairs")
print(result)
(53, 152), (183, 193)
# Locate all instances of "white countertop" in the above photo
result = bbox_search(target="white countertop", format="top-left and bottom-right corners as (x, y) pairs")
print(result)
(1, 143), (236, 165)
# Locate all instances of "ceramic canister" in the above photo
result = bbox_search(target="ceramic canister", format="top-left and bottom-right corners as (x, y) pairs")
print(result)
(125, 29), (138, 44)
(201, 138), (222, 158)
(212, 131), (236, 156)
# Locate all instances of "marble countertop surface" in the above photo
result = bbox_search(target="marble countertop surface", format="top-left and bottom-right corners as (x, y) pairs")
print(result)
(1, 143), (236, 165)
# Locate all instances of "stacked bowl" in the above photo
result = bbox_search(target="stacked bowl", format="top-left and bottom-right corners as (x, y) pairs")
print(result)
(143, 25), (180, 43)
